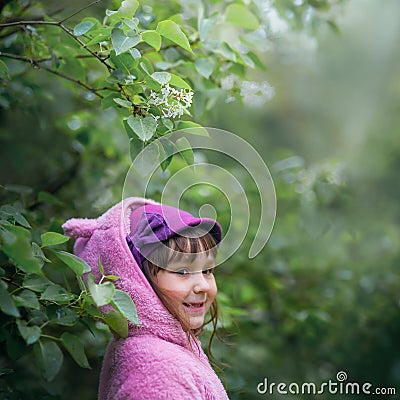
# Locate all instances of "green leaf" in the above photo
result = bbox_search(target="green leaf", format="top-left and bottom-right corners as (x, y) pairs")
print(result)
(32, 242), (51, 264)
(59, 57), (86, 83)
(195, 58), (214, 79)
(2, 184), (33, 195)
(128, 135), (144, 162)
(151, 71), (171, 85)
(37, 191), (65, 206)
(161, 117), (174, 131)
(13, 289), (40, 310)
(111, 289), (139, 325)
(41, 232), (69, 248)
(116, 0), (139, 19)
(73, 21), (95, 36)
(34, 340), (63, 382)
(130, 48), (141, 59)
(29, 309), (48, 325)
(169, 73), (192, 89)
(113, 98), (131, 108)
(144, 75), (161, 91)
(98, 257), (105, 276)
(0, 60), (10, 80)
(102, 92), (121, 109)
(103, 310), (128, 338)
(50, 250), (91, 275)
(215, 42), (237, 62)
(85, 33), (108, 46)
(142, 30), (161, 51)
(23, 275), (53, 292)
(126, 116), (157, 141)
(175, 137), (194, 166)
(122, 17), (137, 30)
(87, 274), (115, 307)
(176, 121), (209, 136)
(82, 294), (103, 318)
(16, 320), (41, 345)
(156, 20), (193, 54)
(14, 213), (31, 229)
(225, 4), (260, 30)
(0, 204), (32, 229)
(159, 137), (175, 170)
(157, 141), (170, 171)
(105, 275), (120, 281)
(110, 51), (139, 74)
(0, 224), (43, 275)
(140, 57), (154, 75)
(61, 332), (90, 369)
(246, 51), (267, 71)
(46, 304), (79, 326)
(111, 28), (141, 56)
(0, 205), (31, 228)
(0, 281), (20, 317)
(40, 284), (75, 304)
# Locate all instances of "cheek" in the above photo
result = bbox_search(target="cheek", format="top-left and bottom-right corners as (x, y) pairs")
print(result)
(207, 279), (218, 304)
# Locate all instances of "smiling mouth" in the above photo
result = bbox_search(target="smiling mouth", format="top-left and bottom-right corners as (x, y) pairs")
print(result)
(183, 302), (205, 311)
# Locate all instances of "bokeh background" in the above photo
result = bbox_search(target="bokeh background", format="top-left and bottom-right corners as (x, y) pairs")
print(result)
(1, 0), (399, 398)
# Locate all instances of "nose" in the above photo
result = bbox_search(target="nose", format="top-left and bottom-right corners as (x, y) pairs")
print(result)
(192, 272), (211, 293)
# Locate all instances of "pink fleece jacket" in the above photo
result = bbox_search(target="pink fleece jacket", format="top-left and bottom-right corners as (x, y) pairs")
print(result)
(63, 197), (229, 400)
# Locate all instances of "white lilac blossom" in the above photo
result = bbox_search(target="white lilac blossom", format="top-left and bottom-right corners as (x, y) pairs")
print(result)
(240, 80), (275, 107)
(147, 84), (194, 119)
(220, 74), (237, 91)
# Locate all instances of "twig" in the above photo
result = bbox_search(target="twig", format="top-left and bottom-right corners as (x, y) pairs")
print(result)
(0, 2), (118, 98)
(34, 54), (100, 62)
(0, 20), (59, 28)
(0, 20), (113, 71)
(0, 51), (105, 99)
(58, 24), (112, 71)
(59, 0), (102, 24)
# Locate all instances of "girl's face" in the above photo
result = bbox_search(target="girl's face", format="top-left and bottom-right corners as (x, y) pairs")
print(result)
(155, 253), (217, 330)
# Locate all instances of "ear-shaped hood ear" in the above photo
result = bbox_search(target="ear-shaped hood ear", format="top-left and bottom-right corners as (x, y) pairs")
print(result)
(62, 217), (98, 238)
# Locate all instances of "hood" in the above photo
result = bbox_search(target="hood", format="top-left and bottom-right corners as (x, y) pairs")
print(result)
(62, 197), (188, 347)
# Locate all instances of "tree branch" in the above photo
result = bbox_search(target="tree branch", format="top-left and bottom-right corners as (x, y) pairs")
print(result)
(0, 51), (105, 99)
(58, 0), (102, 24)
(58, 24), (112, 71)
(0, 20), (113, 71)
(0, 20), (59, 28)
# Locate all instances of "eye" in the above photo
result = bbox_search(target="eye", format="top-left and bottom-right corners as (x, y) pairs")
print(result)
(202, 268), (214, 275)
(174, 268), (190, 276)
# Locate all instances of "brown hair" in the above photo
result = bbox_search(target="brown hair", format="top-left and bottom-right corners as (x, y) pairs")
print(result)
(141, 226), (220, 355)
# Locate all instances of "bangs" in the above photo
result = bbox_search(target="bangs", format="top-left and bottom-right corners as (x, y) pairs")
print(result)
(166, 227), (218, 264)
(141, 226), (218, 270)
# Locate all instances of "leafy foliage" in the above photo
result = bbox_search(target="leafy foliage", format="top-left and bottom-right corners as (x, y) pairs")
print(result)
(0, 0), (360, 398)
(0, 203), (138, 387)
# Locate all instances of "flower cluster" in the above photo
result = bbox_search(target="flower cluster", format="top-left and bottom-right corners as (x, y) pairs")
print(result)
(147, 84), (194, 119)
(220, 74), (275, 107)
(240, 80), (275, 107)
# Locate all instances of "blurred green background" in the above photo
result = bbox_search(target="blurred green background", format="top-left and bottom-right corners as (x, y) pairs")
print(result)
(1, 0), (399, 398)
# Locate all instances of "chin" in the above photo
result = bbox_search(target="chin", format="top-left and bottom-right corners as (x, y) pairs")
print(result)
(189, 317), (205, 330)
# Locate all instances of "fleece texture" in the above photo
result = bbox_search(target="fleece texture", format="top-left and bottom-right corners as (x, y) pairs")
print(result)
(62, 197), (229, 400)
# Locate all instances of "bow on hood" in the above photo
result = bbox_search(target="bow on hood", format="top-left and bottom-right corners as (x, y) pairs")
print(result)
(62, 197), (189, 346)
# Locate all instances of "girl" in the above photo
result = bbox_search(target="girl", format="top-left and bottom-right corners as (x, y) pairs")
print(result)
(63, 197), (229, 400)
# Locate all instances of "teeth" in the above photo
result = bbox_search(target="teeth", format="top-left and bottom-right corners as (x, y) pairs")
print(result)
(184, 302), (203, 308)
